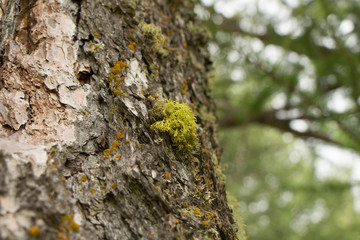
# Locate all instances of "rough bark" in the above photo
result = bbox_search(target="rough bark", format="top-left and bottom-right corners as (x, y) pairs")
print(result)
(0, 0), (238, 239)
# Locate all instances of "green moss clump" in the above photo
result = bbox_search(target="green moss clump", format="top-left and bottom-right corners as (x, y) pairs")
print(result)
(139, 22), (166, 55)
(151, 100), (198, 151)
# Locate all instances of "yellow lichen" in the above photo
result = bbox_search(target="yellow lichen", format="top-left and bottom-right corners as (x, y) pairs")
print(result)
(205, 177), (211, 185)
(128, 42), (137, 51)
(112, 140), (120, 148)
(193, 207), (202, 217)
(110, 61), (127, 74)
(104, 149), (112, 158)
(70, 221), (79, 232)
(201, 220), (209, 226)
(81, 174), (87, 182)
(181, 80), (188, 95)
(58, 214), (80, 239)
(49, 164), (56, 168)
(29, 226), (41, 237)
(104, 140), (121, 159)
(109, 61), (128, 96)
(150, 100), (198, 151)
(93, 30), (99, 38)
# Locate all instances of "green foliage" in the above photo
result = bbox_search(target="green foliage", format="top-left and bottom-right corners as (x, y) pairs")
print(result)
(221, 125), (360, 240)
(196, 0), (360, 239)
(150, 100), (198, 151)
(203, 0), (360, 152)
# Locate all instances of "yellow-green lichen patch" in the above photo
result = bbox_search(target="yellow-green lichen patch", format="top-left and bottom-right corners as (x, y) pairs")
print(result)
(89, 41), (104, 53)
(211, 152), (226, 184)
(150, 100), (198, 151)
(139, 22), (167, 55)
(227, 192), (247, 240)
(124, 0), (139, 9)
(199, 107), (216, 124)
(187, 21), (207, 35)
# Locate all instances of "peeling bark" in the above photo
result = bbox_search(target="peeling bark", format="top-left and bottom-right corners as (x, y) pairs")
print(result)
(0, 0), (238, 239)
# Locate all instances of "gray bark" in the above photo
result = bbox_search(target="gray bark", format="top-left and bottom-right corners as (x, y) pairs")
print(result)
(0, 0), (238, 239)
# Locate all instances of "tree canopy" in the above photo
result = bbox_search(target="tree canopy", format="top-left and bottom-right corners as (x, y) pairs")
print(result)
(196, 0), (360, 239)
(205, 0), (360, 151)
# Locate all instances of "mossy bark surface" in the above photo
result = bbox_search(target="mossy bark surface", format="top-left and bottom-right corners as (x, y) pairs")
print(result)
(0, 0), (239, 239)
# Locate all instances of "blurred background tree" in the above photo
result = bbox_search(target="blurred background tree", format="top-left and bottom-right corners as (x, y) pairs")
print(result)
(194, 0), (360, 239)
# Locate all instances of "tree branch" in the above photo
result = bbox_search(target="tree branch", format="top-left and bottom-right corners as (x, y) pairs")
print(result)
(219, 108), (343, 147)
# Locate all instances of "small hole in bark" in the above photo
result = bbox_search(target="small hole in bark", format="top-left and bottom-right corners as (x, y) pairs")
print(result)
(77, 71), (93, 85)
(0, 79), (4, 90)
(2, 124), (14, 131)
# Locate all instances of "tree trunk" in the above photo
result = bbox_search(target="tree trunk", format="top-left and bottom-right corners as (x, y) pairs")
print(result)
(0, 0), (239, 239)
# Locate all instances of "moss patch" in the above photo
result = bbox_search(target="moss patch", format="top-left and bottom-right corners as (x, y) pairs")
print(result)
(139, 22), (166, 54)
(151, 100), (198, 151)
(124, 0), (139, 9)
(227, 192), (247, 240)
